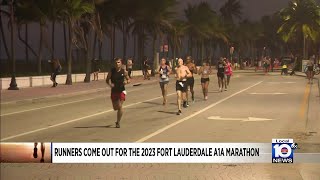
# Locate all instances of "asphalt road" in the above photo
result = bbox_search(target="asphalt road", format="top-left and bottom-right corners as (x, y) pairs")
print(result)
(1, 72), (320, 179)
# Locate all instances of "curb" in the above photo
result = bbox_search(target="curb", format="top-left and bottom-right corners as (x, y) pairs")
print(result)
(1, 78), (158, 105)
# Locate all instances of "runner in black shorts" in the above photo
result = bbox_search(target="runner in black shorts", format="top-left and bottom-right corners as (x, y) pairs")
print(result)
(185, 56), (197, 105)
(175, 58), (192, 115)
(199, 60), (211, 100)
(217, 58), (226, 92)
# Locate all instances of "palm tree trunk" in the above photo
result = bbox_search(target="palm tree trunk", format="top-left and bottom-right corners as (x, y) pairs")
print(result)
(152, 34), (157, 76)
(84, 31), (91, 83)
(8, 1), (18, 90)
(112, 24), (115, 60)
(189, 35), (192, 56)
(51, 20), (55, 59)
(303, 35), (306, 59)
(63, 23), (68, 63)
(25, 24), (29, 63)
(92, 32), (97, 59)
(122, 21), (127, 60)
(37, 24), (44, 75)
(0, 14), (11, 60)
(66, 20), (73, 85)
(133, 34), (136, 60)
(98, 40), (102, 60)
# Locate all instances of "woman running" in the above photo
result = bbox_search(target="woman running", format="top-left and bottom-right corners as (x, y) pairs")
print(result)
(198, 60), (211, 100)
(158, 58), (172, 105)
(224, 59), (233, 90)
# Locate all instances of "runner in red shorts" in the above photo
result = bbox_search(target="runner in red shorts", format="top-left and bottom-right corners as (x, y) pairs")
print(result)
(106, 58), (130, 128)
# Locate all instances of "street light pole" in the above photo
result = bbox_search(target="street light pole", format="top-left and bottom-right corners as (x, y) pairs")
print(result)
(7, 0), (18, 90)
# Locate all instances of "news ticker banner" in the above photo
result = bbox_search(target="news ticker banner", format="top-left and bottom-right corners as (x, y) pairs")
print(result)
(1, 140), (320, 163)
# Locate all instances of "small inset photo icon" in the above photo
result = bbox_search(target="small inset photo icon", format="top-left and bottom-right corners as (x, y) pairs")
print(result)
(0, 142), (52, 163)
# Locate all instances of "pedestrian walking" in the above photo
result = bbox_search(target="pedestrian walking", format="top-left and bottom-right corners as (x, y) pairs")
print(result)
(106, 58), (130, 128)
(143, 57), (150, 80)
(92, 59), (100, 81)
(158, 58), (172, 105)
(49, 58), (62, 87)
(126, 58), (133, 79)
(198, 60), (211, 100)
(175, 58), (192, 115)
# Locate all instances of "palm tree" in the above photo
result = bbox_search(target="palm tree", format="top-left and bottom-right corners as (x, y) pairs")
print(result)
(1, 0), (18, 89)
(128, 0), (176, 72)
(219, 0), (242, 24)
(277, 0), (320, 59)
(60, 0), (94, 85)
(184, 2), (228, 63)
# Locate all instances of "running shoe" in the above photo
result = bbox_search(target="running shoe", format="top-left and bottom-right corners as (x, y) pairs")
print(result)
(115, 122), (120, 128)
(176, 110), (182, 115)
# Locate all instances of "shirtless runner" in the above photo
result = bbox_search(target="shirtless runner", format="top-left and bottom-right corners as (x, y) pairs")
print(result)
(185, 56), (197, 105)
(175, 58), (192, 115)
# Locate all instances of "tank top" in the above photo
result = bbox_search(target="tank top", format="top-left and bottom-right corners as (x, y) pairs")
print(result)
(202, 66), (210, 75)
(159, 65), (169, 82)
(110, 68), (125, 93)
(217, 62), (225, 73)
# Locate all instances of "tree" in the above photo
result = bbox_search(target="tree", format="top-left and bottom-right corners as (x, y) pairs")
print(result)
(60, 0), (94, 85)
(277, 0), (320, 59)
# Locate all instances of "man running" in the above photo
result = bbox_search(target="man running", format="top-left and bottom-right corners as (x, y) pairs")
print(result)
(185, 56), (197, 105)
(217, 58), (226, 92)
(106, 58), (130, 128)
(175, 58), (192, 115)
(159, 58), (172, 105)
(198, 60), (211, 100)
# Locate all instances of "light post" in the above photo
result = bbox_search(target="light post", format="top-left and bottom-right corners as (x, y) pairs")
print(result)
(2, 0), (18, 90)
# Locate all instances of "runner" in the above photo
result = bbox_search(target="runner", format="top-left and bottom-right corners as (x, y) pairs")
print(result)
(224, 58), (233, 90)
(33, 142), (45, 163)
(158, 58), (172, 105)
(126, 58), (133, 79)
(306, 59), (315, 84)
(198, 60), (211, 100)
(106, 58), (130, 128)
(185, 56), (197, 105)
(175, 58), (192, 115)
(217, 57), (226, 92)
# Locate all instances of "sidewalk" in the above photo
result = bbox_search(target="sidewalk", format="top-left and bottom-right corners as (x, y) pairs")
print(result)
(1, 76), (158, 104)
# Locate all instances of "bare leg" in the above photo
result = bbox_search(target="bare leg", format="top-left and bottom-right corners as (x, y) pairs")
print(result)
(177, 91), (182, 112)
(33, 142), (38, 158)
(40, 143), (45, 162)
(205, 81), (209, 98)
(163, 83), (168, 104)
(201, 83), (205, 98)
(227, 75), (231, 86)
(117, 100), (124, 124)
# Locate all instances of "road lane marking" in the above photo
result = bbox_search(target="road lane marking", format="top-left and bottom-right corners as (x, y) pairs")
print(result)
(0, 93), (177, 141)
(249, 93), (288, 95)
(1, 86), (156, 117)
(135, 81), (263, 142)
(299, 84), (311, 119)
(207, 116), (274, 122)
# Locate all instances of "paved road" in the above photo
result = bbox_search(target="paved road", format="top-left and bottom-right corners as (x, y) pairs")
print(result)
(1, 72), (320, 179)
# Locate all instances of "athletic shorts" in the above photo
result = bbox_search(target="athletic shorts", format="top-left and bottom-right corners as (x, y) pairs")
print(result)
(176, 81), (188, 92)
(111, 91), (126, 101)
(187, 77), (194, 87)
(159, 81), (169, 88)
(201, 78), (209, 83)
(307, 66), (314, 71)
(217, 72), (225, 79)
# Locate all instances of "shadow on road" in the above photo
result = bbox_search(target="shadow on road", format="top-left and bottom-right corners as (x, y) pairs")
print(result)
(74, 125), (113, 128)
(157, 110), (177, 115)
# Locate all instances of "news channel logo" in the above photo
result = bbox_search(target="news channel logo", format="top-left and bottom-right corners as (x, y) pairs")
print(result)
(272, 139), (298, 163)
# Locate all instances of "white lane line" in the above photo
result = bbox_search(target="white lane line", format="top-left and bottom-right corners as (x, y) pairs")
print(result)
(1, 86), (153, 117)
(0, 93), (176, 141)
(135, 81), (263, 142)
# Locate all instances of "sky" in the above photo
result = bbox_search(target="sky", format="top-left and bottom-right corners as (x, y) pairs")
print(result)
(1, 0), (320, 61)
